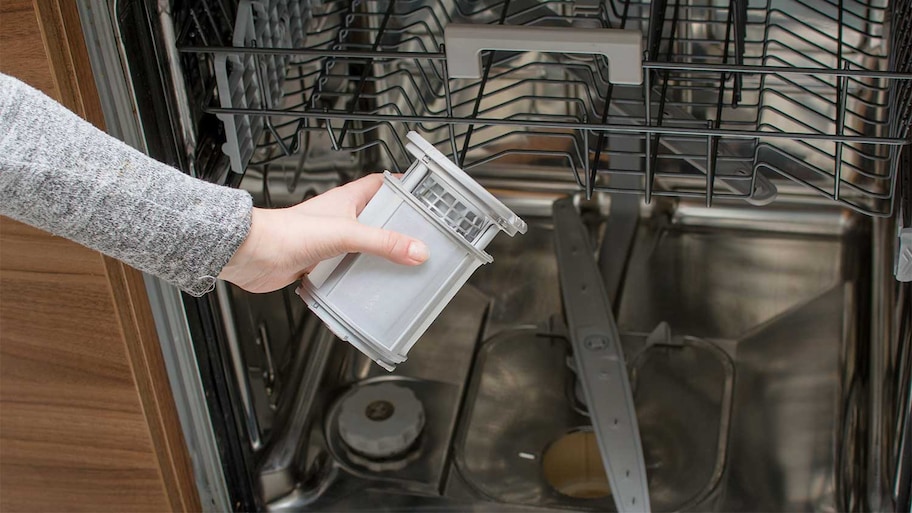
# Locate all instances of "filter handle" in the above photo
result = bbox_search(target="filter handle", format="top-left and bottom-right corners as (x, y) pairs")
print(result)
(444, 24), (643, 85)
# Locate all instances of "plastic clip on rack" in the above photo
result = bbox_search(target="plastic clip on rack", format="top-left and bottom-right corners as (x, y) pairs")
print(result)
(297, 132), (527, 370)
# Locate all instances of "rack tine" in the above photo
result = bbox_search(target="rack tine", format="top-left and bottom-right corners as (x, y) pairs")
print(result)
(730, 0), (747, 107)
(440, 44), (459, 162)
(706, 124), (718, 207)
(709, 6), (733, 205)
(835, 65), (849, 201)
(647, 0), (668, 62)
(588, 84), (614, 200)
(200, 0), (225, 47)
(458, 0), (512, 168)
(583, 128), (591, 196)
(338, 1), (396, 147)
(325, 119), (339, 151)
(306, 2), (358, 116)
(189, 10), (210, 46)
(644, 70), (654, 203)
(251, 42), (293, 158)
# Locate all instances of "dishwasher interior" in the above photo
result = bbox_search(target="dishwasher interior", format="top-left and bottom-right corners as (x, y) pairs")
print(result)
(82, 0), (911, 511)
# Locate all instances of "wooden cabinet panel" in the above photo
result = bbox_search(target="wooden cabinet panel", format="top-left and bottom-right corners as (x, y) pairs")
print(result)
(0, 0), (57, 97)
(0, 219), (107, 276)
(1, 407), (169, 511)
(0, 1), (201, 511)
(0, 223), (174, 512)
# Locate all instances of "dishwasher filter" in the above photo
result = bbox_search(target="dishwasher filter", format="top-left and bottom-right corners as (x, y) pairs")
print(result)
(297, 132), (527, 370)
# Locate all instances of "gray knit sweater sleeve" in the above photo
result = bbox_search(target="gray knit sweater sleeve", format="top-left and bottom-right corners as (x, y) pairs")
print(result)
(0, 73), (252, 296)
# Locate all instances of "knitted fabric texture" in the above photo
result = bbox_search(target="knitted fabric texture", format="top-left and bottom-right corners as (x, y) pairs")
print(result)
(0, 73), (252, 296)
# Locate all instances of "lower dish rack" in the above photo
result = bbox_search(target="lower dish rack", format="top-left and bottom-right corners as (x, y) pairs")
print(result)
(178, 0), (911, 217)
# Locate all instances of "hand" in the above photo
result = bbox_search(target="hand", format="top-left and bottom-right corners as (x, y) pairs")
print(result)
(218, 174), (429, 293)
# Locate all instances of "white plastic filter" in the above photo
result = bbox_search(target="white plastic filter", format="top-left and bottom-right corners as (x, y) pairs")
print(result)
(297, 132), (527, 370)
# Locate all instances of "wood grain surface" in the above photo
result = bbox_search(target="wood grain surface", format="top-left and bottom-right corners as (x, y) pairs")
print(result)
(0, 243), (171, 511)
(0, 0), (57, 96)
(1, 1), (201, 510)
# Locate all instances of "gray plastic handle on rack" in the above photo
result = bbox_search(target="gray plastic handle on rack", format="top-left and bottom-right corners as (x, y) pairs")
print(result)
(444, 24), (643, 85)
(553, 197), (651, 513)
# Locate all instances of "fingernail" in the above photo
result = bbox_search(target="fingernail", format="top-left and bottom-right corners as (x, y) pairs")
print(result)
(407, 241), (429, 262)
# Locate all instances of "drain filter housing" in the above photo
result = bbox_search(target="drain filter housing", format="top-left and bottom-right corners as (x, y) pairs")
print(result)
(298, 132), (526, 370)
(337, 382), (426, 459)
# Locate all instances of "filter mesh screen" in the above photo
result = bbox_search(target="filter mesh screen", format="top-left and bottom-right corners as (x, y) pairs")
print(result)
(413, 174), (485, 243)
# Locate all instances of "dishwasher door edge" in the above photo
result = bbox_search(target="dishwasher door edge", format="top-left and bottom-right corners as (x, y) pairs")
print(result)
(75, 1), (232, 510)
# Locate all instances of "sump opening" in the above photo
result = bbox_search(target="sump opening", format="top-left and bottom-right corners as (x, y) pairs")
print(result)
(542, 430), (611, 499)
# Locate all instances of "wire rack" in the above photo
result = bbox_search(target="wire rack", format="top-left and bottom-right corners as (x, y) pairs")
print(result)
(177, 0), (912, 216)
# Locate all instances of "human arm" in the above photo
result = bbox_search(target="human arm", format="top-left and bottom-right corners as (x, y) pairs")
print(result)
(218, 174), (429, 293)
(0, 73), (426, 296)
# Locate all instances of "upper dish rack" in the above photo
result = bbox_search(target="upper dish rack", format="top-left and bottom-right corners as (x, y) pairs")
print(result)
(177, 0), (912, 216)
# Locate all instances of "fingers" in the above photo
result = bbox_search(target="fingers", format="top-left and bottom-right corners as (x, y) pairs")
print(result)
(336, 173), (385, 215)
(338, 173), (405, 215)
(339, 221), (429, 266)
(294, 173), (405, 217)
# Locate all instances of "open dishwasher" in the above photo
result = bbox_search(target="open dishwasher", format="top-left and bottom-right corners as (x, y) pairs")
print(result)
(75, 0), (911, 511)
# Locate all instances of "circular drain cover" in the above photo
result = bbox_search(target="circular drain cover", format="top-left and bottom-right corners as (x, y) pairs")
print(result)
(337, 382), (426, 459)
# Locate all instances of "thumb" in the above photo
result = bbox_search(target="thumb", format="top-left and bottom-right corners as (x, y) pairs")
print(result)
(339, 221), (429, 265)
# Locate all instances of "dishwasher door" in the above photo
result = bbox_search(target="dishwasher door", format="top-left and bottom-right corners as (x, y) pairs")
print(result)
(76, 0), (911, 511)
